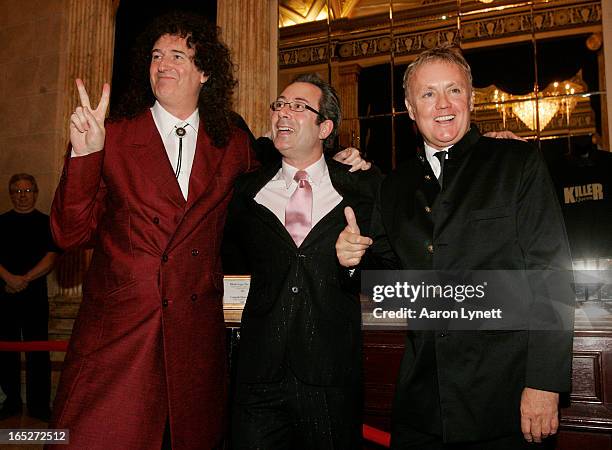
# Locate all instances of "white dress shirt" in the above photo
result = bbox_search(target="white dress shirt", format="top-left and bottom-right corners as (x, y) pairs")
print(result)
(151, 101), (199, 200)
(424, 142), (451, 180)
(255, 155), (343, 229)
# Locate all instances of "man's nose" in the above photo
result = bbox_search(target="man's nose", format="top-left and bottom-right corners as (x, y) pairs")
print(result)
(278, 103), (293, 117)
(436, 93), (450, 109)
(157, 56), (170, 72)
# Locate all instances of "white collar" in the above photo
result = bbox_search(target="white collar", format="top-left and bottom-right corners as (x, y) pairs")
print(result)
(424, 142), (452, 160)
(278, 154), (327, 189)
(150, 101), (199, 138)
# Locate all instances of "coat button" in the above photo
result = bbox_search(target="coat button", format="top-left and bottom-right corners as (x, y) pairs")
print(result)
(191, 249), (199, 256)
(153, 216), (160, 224)
(191, 294), (197, 302)
(427, 244), (434, 254)
(424, 174), (432, 181)
(162, 254), (169, 262)
(424, 206), (432, 213)
(291, 286), (299, 294)
(162, 298), (169, 307)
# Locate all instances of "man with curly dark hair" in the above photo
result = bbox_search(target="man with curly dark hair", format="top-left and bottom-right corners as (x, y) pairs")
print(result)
(48, 12), (255, 450)
(48, 10), (368, 450)
(111, 12), (238, 150)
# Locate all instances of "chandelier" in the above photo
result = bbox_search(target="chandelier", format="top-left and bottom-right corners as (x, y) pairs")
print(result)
(476, 74), (584, 132)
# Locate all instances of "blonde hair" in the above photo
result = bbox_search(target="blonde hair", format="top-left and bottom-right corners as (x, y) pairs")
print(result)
(403, 44), (473, 103)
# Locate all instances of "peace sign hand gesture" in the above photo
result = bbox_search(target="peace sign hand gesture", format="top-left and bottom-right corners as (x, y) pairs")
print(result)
(69, 79), (111, 156)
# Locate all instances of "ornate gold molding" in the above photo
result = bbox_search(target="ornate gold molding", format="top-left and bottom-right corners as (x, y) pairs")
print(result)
(279, 1), (601, 68)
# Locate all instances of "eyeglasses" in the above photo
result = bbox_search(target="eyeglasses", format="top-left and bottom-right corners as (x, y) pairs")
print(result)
(10, 188), (36, 195)
(270, 100), (326, 120)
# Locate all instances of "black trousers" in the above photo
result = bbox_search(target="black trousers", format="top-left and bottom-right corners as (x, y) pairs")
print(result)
(0, 288), (51, 412)
(231, 370), (361, 450)
(391, 425), (556, 450)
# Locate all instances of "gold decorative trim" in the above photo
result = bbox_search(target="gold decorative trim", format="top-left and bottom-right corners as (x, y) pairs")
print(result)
(279, 2), (601, 68)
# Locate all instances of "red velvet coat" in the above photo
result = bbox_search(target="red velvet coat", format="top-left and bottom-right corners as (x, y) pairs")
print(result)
(48, 111), (254, 449)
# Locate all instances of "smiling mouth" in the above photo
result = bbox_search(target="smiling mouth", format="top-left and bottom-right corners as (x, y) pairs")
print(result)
(435, 114), (455, 122)
(276, 126), (294, 134)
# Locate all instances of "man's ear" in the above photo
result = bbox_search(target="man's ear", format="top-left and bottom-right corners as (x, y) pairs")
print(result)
(200, 73), (209, 84)
(470, 90), (475, 112)
(318, 119), (333, 140)
(405, 98), (415, 120)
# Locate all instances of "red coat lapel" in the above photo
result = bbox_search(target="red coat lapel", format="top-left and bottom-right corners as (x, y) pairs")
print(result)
(127, 111), (186, 208)
(185, 120), (225, 210)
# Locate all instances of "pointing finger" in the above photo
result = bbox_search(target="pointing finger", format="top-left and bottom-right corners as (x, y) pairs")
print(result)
(344, 206), (360, 234)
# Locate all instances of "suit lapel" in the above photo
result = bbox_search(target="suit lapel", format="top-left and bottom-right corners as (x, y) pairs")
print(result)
(300, 159), (349, 248)
(245, 162), (297, 248)
(185, 120), (226, 211)
(127, 111), (185, 208)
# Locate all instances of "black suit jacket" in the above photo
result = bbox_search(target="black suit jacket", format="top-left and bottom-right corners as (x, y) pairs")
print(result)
(224, 157), (381, 387)
(368, 126), (575, 442)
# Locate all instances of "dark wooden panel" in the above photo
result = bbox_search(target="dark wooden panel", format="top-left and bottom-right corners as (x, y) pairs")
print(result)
(363, 331), (404, 433)
(557, 430), (612, 450)
(571, 352), (601, 401)
(362, 330), (612, 448)
(563, 332), (612, 434)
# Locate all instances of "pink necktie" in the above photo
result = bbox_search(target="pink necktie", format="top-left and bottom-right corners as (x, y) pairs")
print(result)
(285, 170), (312, 247)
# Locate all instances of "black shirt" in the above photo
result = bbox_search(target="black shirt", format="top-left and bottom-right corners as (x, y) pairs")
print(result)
(0, 209), (58, 291)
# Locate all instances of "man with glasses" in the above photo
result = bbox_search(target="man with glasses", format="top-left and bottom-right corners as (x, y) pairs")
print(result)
(0, 173), (58, 422)
(225, 73), (381, 449)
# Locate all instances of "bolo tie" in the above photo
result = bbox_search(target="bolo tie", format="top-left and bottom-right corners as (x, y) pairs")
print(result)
(174, 126), (187, 179)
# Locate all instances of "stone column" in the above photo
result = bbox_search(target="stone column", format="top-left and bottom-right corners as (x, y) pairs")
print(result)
(58, 0), (117, 176)
(334, 64), (361, 148)
(217, 0), (278, 137)
(51, 0), (117, 301)
(0, 0), (116, 300)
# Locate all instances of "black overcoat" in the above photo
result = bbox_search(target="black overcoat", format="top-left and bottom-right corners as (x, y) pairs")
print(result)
(368, 125), (574, 442)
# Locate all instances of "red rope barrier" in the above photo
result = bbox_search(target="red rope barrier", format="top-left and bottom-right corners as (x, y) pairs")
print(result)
(362, 424), (391, 447)
(0, 340), (68, 352)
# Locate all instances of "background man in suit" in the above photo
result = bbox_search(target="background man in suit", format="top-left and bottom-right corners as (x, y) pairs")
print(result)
(336, 45), (574, 449)
(225, 74), (381, 449)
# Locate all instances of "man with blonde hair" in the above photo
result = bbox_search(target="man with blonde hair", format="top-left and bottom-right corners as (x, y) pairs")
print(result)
(336, 44), (574, 449)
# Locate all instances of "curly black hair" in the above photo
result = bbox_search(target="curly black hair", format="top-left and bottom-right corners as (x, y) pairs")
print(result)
(111, 11), (237, 148)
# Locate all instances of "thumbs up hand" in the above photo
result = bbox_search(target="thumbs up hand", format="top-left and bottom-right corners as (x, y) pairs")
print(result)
(336, 207), (373, 267)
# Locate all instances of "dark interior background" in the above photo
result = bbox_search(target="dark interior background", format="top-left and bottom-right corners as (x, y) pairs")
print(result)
(110, 3), (603, 176)
(359, 35), (601, 173)
(110, 0), (217, 114)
